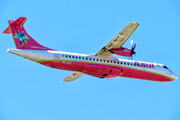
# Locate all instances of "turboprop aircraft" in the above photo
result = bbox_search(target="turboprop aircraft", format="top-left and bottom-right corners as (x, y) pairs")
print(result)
(3, 17), (177, 82)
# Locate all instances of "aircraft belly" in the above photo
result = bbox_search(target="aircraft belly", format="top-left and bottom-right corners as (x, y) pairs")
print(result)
(82, 64), (123, 78)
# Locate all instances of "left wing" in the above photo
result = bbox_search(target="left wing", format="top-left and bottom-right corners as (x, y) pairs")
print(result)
(62, 72), (84, 82)
(95, 22), (139, 57)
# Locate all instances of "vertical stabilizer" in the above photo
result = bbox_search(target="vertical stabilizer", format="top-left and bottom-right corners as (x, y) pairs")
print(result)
(3, 17), (55, 51)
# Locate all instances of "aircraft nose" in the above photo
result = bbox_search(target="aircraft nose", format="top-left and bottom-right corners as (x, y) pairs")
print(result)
(173, 74), (177, 81)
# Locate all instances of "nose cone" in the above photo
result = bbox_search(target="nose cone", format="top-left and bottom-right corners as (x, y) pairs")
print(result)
(173, 74), (177, 81)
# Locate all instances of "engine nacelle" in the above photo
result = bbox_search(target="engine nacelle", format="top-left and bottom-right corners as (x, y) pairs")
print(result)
(110, 47), (131, 57)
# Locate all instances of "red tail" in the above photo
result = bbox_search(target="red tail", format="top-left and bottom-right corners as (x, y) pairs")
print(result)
(3, 17), (55, 50)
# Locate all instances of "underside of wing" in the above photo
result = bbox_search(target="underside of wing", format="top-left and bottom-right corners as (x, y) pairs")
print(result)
(95, 22), (139, 57)
(62, 72), (84, 82)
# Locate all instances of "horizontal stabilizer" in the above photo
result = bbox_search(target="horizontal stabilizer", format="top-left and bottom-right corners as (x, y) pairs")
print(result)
(3, 17), (27, 34)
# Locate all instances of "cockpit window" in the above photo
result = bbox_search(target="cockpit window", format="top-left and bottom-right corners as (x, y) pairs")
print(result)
(163, 66), (168, 69)
(163, 66), (174, 73)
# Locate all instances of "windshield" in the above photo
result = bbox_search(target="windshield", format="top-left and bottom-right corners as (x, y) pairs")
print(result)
(163, 66), (173, 73)
(163, 66), (168, 69)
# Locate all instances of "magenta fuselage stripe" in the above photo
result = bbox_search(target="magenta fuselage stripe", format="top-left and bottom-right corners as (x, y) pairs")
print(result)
(38, 60), (173, 82)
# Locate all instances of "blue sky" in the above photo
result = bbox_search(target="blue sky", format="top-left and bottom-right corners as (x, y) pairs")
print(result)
(0, 0), (180, 120)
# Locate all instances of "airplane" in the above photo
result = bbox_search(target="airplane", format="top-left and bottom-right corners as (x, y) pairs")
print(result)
(3, 17), (177, 82)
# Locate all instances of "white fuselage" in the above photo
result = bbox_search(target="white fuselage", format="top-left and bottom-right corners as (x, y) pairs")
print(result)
(8, 49), (177, 81)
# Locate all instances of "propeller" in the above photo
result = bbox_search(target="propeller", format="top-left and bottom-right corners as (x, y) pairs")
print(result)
(130, 40), (136, 59)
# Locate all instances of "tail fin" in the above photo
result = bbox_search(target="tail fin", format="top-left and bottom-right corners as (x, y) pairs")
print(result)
(3, 17), (55, 50)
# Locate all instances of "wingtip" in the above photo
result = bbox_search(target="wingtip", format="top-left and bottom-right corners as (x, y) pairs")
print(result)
(132, 22), (139, 25)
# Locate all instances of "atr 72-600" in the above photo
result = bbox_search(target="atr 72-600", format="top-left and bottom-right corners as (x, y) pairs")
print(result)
(3, 17), (177, 82)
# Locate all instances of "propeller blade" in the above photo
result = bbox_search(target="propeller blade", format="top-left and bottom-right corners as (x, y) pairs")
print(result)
(132, 41), (136, 51)
(130, 40), (137, 60)
(130, 40), (133, 50)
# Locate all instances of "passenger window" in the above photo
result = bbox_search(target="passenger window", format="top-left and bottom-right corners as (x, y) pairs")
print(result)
(107, 60), (109, 63)
(86, 58), (88, 60)
(124, 62), (126, 65)
(69, 55), (71, 58)
(90, 58), (92, 60)
(121, 62), (123, 64)
(100, 59), (102, 62)
(114, 61), (116, 64)
(72, 56), (74, 58)
(127, 63), (129, 65)
(76, 56), (78, 59)
(79, 57), (81, 59)
(82, 57), (84, 59)
(62, 55), (64, 57)
(110, 61), (112, 63)
(97, 59), (99, 61)
(117, 62), (119, 64)
(104, 60), (106, 62)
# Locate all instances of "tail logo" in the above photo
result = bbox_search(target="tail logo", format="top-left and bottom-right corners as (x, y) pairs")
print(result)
(14, 32), (29, 47)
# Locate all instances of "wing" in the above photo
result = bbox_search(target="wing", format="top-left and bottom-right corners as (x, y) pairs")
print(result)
(95, 22), (139, 57)
(62, 72), (84, 82)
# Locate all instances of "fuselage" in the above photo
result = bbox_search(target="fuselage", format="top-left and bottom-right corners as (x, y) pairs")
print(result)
(8, 49), (177, 82)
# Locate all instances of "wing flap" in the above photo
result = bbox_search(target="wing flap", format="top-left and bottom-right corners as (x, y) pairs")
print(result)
(62, 72), (84, 82)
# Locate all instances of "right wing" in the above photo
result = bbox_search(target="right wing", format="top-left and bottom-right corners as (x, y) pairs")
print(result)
(95, 22), (139, 57)
(62, 72), (84, 82)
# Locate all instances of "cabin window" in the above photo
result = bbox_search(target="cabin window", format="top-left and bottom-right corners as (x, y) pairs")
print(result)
(131, 63), (133, 66)
(110, 61), (112, 63)
(62, 55), (64, 57)
(117, 62), (119, 64)
(97, 59), (99, 61)
(121, 62), (123, 64)
(104, 60), (106, 62)
(79, 57), (81, 59)
(100, 59), (102, 62)
(69, 55), (71, 58)
(107, 60), (109, 63)
(90, 58), (92, 60)
(127, 63), (129, 65)
(72, 56), (74, 58)
(93, 59), (95, 61)
(76, 56), (78, 59)
(124, 62), (126, 65)
(86, 58), (88, 60)
(82, 57), (84, 60)
(114, 61), (116, 64)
